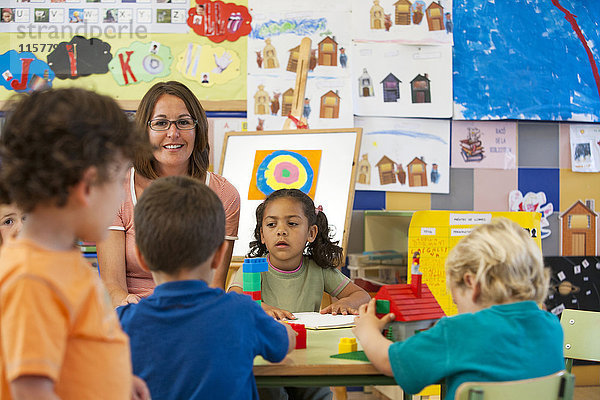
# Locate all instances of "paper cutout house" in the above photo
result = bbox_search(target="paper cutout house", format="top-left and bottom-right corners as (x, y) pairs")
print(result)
(374, 275), (445, 342)
(254, 85), (270, 115)
(394, 0), (412, 25)
(357, 154), (371, 185)
(319, 90), (340, 118)
(263, 38), (279, 69)
(358, 68), (375, 97)
(287, 44), (302, 72)
(407, 157), (428, 187)
(426, 1), (445, 31)
(381, 73), (401, 102)
(318, 36), (338, 67)
(370, 0), (385, 29)
(559, 200), (597, 256)
(281, 88), (294, 116)
(376, 156), (397, 185)
(411, 73), (431, 103)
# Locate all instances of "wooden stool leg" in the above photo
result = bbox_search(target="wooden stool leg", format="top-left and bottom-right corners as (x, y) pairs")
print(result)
(331, 386), (347, 400)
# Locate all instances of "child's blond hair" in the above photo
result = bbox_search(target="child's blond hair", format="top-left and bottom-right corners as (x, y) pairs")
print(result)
(445, 217), (549, 305)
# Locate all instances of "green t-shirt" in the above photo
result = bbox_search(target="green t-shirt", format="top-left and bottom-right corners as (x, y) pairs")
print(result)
(229, 256), (350, 312)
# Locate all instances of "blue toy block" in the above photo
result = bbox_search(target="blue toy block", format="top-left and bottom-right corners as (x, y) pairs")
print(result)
(242, 257), (269, 273)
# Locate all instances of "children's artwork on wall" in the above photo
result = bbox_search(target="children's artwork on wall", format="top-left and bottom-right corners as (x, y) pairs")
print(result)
(352, 42), (452, 118)
(559, 200), (598, 256)
(544, 256), (600, 317)
(453, 1), (600, 121)
(351, 0), (453, 45)
(247, 0), (354, 131)
(354, 116), (450, 193)
(187, 0), (252, 43)
(451, 121), (517, 169)
(509, 190), (553, 240)
(0, 50), (55, 93)
(408, 210), (542, 316)
(220, 128), (362, 259)
(176, 43), (240, 87)
(248, 149), (322, 200)
(108, 41), (173, 86)
(569, 124), (600, 172)
(47, 36), (112, 80)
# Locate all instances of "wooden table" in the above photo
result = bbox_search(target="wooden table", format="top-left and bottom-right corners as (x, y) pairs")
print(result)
(253, 327), (397, 388)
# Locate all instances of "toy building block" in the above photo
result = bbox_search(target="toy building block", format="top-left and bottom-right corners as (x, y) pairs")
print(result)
(376, 299), (390, 314)
(338, 337), (357, 354)
(242, 257), (269, 273)
(244, 290), (261, 301)
(242, 273), (261, 291)
(288, 323), (307, 349)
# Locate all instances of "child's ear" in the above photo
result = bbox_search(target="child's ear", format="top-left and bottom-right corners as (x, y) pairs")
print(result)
(307, 224), (318, 243)
(463, 272), (481, 303)
(72, 166), (98, 206)
(210, 240), (228, 271)
(134, 246), (151, 273)
(260, 226), (265, 244)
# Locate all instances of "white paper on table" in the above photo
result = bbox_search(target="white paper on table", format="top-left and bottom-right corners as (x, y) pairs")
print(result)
(285, 312), (356, 330)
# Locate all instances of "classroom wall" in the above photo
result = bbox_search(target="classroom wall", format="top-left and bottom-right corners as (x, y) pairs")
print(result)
(350, 121), (600, 258)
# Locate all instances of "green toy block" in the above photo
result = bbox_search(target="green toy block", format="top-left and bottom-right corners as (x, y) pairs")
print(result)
(243, 273), (261, 291)
(330, 351), (369, 362)
(376, 299), (390, 314)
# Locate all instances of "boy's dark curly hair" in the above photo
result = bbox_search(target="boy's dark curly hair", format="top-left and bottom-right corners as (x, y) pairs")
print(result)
(0, 88), (146, 212)
(247, 189), (343, 268)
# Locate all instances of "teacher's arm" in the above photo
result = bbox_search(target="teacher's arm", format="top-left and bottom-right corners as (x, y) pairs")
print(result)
(97, 230), (136, 308)
(210, 239), (234, 289)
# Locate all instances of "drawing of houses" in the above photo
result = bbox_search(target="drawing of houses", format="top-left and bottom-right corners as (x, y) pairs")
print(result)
(381, 73), (401, 102)
(281, 88), (294, 117)
(254, 85), (270, 115)
(370, 0), (385, 29)
(357, 154), (371, 185)
(263, 38), (279, 69)
(376, 156), (397, 185)
(426, 1), (445, 31)
(411, 73), (431, 103)
(394, 0), (412, 25)
(318, 36), (337, 67)
(559, 200), (597, 256)
(374, 276), (445, 342)
(286, 44), (301, 72)
(358, 68), (374, 97)
(407, 157), (427, 187)
(319, 90), (340, 118)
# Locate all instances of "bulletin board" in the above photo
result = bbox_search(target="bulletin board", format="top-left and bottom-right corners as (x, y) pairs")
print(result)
(0, 0), (249, 110)
(407, 210), (542, 316)
(219, 128), (362, 260)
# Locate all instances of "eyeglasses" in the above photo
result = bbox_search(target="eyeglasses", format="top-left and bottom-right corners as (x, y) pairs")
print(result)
(148, 118), (197, 131)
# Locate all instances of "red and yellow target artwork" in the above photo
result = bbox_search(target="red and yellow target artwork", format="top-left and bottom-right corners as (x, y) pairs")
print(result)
(248, 150), (322, 200)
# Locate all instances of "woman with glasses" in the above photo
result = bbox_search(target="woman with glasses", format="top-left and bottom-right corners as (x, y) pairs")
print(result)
(97, 81), (240, 307)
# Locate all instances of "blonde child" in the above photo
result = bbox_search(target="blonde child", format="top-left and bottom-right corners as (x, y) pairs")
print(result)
(353, 217), (564, 400)
(0, 203), (24, 246)
(0, 88), (150, 400)
(118, 176), (295, 400)
(229, 188), (370, 318)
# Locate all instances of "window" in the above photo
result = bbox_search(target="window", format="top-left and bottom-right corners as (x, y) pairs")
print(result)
(568, 214), (590, 229)
(322, 43), (334, 52)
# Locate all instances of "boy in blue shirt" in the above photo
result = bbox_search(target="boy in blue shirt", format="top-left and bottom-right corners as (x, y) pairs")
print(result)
(353, 217), (564, 399)
(117, 176), (295, 400)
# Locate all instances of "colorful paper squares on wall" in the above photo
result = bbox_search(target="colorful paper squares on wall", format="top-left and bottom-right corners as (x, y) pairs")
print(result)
(248, 150), (322, 200)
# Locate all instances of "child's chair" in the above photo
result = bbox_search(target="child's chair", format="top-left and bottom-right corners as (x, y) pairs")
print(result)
(560, 309), (600, 372)
(454, 371), (575, 400)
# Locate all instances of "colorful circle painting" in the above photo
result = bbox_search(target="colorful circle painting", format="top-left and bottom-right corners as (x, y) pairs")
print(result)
(256, 150), (314, 196)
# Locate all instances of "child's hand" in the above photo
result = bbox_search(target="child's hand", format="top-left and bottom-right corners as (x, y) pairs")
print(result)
(320, 299), (359, 315)
(120, 294), (141, 306)
(353, 298), (395, 341)
(262, 303), (295, 320)
(131, 375), (151, 400)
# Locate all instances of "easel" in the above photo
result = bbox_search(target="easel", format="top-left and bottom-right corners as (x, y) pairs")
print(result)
(283, 37), (311, 130)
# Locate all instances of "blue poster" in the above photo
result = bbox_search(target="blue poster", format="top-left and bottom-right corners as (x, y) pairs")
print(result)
(453, 0), (600, 121)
